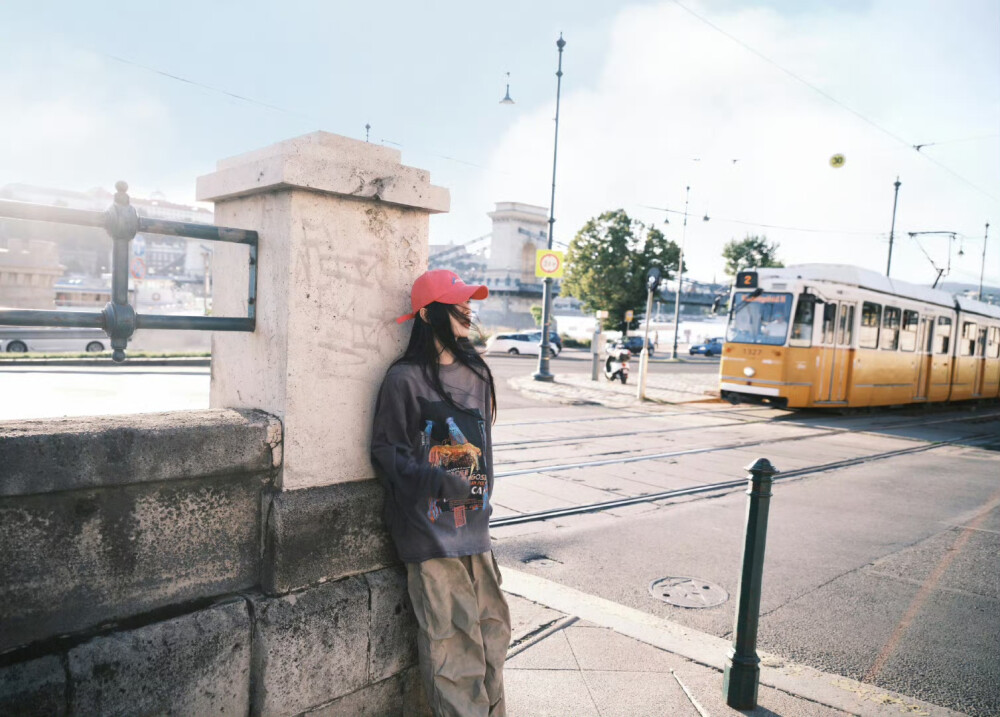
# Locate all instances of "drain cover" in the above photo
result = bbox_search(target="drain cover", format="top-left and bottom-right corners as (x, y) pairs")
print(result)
(649, 577), (728, 608)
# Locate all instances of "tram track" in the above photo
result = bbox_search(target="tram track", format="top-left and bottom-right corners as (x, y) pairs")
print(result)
(493, 412), (1000, 450)
(489, 432), (996, 527)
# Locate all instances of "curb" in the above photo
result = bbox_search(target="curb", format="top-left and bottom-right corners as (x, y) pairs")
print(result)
(500, 567), (964, 717)
(0, 357), (211, 367)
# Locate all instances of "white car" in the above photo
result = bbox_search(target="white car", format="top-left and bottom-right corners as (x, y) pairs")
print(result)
(485, 332), (560, 357)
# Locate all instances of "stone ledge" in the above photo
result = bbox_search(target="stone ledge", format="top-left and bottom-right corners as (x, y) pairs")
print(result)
(0, 408), (280, 498)
(303, 667), (430, 717)
(262, 479), (398, 594)
(67, 599), (250, 716)
(1, 473), (267, 652)
(0, 656), (65, 717)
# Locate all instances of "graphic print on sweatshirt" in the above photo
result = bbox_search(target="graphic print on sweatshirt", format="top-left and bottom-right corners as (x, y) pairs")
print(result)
(416, 397), (489, 529)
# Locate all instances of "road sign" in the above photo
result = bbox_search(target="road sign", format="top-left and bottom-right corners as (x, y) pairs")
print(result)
(129, 257), (146, 280)
(625, 310), (634, 322)
(132, 235), (146, 257)
(829, 153), (846, 168)
(535, 249), (565, 278)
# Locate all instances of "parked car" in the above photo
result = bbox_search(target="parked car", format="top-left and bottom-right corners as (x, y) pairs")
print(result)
(689, 337), (724, 356)
(525, 330), (563, 353)
(485, 333), (560, 357)
(1, 327), (108, 353)
(609, 336), (655, 356)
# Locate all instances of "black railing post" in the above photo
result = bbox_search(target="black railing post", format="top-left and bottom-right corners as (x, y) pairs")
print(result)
(101, 181), (139, 362)
(723, 457), (778, 710)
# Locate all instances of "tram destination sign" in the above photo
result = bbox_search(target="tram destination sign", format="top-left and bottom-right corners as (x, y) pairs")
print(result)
(736, 271), (758, 289)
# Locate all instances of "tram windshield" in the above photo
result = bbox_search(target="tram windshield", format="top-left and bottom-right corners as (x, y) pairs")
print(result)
(726, 292), (792, 346)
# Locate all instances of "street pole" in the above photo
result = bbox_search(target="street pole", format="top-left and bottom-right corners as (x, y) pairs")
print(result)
(533, 33), (566, 382)
(979, 222), (990, 301)
(670, 186), (690, 360)
(638, 267), (660, 400)
(886, 177), (901, 277)
(723, 458), (779, 710)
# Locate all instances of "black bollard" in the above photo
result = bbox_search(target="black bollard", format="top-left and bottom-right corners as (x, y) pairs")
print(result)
(723, 457), (779, 710)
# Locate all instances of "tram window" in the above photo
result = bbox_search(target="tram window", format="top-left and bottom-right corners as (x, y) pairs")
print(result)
(790, 297), (815, 344)
(960, 322), (977, 357)
(977, 328), (987, 358)
(935, 316), (951, 354)
(880, 306), (900, 350)
(837, 304), (855, 346)
(822, 303), (837, 344)
(988, 327), (1000, 359)
(899, 310), (918, 351)
(860, 302), (881, 348)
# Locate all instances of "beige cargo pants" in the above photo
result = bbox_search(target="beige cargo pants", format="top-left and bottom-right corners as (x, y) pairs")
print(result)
(406, 551), (511, 716)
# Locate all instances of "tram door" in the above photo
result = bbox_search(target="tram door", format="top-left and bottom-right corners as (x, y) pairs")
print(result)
(819, 302), (852, 402)
(914, 317), (934, 400)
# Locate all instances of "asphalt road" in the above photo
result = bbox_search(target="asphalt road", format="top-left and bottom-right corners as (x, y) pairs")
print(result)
(488, 403), (1000, 716)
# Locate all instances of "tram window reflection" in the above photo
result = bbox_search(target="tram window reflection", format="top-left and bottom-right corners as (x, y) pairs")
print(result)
(860, 302), (881, 348)
(960, 322), (977, 357)
(900, 310), (919, 351)
(880, 307), (901, 350)
(988, 327), (1000, 359)
(837, 304), (855, 346)
(822, 303), (837, 344)
(935, 316), (951, 354)
(726, 292), (792, 346)
(790, 297), (815, 344)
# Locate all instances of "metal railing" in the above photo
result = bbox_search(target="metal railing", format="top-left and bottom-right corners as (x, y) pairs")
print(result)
(0, 181), (257, 362)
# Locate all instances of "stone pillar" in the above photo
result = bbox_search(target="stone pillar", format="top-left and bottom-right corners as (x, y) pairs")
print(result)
(197, 132), (448, 715)
(198, 131), (448, 490)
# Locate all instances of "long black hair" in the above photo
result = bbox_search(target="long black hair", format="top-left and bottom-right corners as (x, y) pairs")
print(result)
(393, 302), (497, 422)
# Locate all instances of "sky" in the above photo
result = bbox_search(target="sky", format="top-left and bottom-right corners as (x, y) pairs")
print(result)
(1, 0), (998, 288)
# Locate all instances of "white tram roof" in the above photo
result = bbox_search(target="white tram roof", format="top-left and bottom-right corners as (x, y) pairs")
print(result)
(755, 264), (1000, 319)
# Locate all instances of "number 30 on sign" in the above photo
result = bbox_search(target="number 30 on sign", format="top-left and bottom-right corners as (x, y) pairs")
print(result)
(535, 249), (565, 278)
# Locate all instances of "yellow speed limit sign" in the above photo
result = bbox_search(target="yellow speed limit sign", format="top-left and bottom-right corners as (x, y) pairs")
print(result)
(535, 249), (565, 278)
(829, 153), (846, 168)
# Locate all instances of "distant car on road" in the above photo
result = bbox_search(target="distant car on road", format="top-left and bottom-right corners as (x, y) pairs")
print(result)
(525, 330), (563, 353)
(1, 327), (108, 354)
(485, 332), (560, 357)
(689, 337), (724, 356)
(609, 336), (655, 356)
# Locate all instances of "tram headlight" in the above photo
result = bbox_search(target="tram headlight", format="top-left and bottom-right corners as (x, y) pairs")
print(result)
(743, 367), (756, 377)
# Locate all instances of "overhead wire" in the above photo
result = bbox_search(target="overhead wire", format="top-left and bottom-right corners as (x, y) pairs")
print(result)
(669, 0), (999, 203)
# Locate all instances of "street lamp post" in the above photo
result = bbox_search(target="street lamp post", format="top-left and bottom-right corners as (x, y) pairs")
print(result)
(885, 177), (902, 277)
(669, 187), (691, 360)
(534, 33), (566, 382)
(979, 222), (990, 301)
(637, 266), (661, 400)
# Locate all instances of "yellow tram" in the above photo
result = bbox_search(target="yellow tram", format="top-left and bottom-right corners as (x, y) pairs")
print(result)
(719, 265), (1000, 409)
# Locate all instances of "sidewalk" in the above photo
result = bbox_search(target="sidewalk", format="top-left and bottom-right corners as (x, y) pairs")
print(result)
(502, 567), (962, 717)
(509, 367), (721, 408)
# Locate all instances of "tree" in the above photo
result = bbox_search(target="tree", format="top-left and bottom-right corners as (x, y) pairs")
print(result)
(722, 235), (783, 276)
(530, 305), (543, 326)
(561, 209), (681, 330)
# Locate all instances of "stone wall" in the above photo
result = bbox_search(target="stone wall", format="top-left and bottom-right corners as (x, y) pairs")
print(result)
(0, 410), (427, 716)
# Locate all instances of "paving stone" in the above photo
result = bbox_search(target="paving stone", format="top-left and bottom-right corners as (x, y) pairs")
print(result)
(503, 669), (600, 716)
(506, 629), (579, 670)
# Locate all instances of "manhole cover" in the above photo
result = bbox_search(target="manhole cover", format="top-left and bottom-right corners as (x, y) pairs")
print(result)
(649, 577), (728, 608)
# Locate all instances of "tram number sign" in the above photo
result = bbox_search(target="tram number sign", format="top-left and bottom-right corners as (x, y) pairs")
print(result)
(535, 249), (565, 278)
(736, 271), (758, 289)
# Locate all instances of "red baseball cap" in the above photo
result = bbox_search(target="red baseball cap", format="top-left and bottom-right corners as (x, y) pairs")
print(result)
(396, 270), (489, 324)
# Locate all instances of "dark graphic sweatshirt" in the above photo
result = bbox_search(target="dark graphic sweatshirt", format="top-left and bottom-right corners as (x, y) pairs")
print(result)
(371, 361), (494, 563)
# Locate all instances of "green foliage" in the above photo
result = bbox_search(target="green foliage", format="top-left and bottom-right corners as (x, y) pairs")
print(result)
(530, 305), (543, 327)
(562, 209), (682, 330)
(559, 334), (591, 349)
(722, 235), (784, 276)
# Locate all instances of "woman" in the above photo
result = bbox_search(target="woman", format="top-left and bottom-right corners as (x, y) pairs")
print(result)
(371, 269), (511, 716)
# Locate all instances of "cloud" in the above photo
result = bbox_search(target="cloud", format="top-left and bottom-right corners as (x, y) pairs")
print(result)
(477, 0), (1000, 286)
(0, 45), (173, 197)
